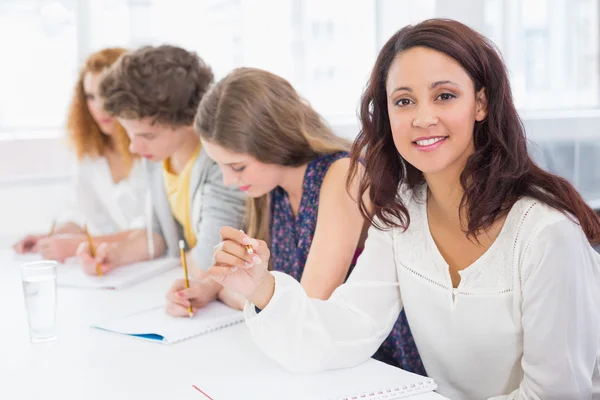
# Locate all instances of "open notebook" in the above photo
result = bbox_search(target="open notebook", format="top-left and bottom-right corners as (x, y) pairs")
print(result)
(92, 301), (244, 344)
(194, 357), (437, 400)
(56, 257), (179, 290)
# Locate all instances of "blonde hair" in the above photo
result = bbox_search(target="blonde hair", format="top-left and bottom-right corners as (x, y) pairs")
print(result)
(67, 47), (134, 172)
(195, 67), (351, 244)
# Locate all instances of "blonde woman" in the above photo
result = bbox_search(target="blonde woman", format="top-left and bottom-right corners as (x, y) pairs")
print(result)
(13, 48), (147, 262)
(165, 67), (425, 373)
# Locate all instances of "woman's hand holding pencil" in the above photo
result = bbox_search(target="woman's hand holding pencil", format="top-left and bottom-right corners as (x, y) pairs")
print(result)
(76, 241), (116, 276)
(166, 241), (221, 318)
(165, 278), (220, 317)
(209, 226), (274, 310)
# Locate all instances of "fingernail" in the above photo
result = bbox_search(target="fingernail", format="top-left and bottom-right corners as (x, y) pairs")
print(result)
(241, 236), (250, 245)
(252, 255), (262, 264)
(250, 239), (260, 248)
(244, 261), (254, 268)
(231, 266), (238, 272)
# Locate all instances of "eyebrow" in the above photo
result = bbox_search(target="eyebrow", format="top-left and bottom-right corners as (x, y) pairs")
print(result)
(391, 80), (461, 93)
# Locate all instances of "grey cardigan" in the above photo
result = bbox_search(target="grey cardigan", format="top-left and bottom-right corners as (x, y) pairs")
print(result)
(144, 149), (247, 269)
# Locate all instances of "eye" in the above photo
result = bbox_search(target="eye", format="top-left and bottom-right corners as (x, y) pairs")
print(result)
(436, 93), (456, 101)
(394, 98), (413, 107)
(231, 166), (246, 172)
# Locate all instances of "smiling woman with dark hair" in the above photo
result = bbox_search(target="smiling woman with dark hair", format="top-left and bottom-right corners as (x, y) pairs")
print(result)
(209, 19), (600, 399)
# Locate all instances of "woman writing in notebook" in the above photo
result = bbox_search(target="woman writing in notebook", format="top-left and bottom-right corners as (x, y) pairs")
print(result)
(13, 48), (147, 263)
(165, 67), (425, 374)
(208, 19), (600, 399)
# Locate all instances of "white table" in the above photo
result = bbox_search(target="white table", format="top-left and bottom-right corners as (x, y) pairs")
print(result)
(0, 250), (447, 400)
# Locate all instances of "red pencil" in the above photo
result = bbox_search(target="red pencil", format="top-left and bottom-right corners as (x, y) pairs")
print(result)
(192, 385), (215, 400)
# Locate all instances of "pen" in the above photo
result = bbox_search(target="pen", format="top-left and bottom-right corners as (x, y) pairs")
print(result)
(192, 385), (215, 400)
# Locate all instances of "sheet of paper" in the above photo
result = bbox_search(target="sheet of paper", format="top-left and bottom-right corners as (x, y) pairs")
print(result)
(196, 356), (437, 400)
(56, 257), (179, 289)
(93, 301), (244, 343)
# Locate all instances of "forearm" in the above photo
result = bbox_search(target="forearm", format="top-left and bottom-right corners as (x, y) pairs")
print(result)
(113, 231), (166, 266)
(189, 258), (222, 299)
(301, 274), (346, 300)
(218, 287), (247, 310)
(92, 229), (142, 244)
(247, 273), (276, 309)
(245, 272), (401, 373)
(54, 222), (84, 235)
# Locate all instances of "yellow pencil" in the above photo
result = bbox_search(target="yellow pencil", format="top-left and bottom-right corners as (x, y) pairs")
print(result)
(179, 240), (193, 318)
(48, 220), (57, 237)
(83, 224), (102, 276)
(239, 229), (254, 254)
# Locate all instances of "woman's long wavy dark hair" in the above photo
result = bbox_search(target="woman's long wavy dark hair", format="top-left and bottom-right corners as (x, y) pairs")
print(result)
(348, 18), (600, 244)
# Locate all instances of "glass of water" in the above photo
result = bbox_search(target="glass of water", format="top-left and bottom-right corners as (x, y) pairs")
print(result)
(21, 261), (58, 343)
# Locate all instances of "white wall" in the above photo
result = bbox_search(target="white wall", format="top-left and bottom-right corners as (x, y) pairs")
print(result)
(0, 136), (73, 245)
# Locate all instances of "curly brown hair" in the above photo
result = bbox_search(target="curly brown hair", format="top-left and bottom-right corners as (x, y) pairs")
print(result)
(67, 47), (133, 169)
(348, 18), (600, 244)
(100, 45), (214, 127)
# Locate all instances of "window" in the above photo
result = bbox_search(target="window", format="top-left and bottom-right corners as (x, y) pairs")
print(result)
(90, 0), (379, 123)
(0, 0), (77, 132)
(0, 0), (598, 206)
(484, 0), (599, 111)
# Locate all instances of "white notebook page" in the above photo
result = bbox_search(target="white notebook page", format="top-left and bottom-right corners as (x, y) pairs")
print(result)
(93, 301), (244, 344)
(196, 356), (437, 400)
(56, 257), (179, 289)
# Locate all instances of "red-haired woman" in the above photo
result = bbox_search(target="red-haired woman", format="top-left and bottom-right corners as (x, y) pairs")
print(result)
(14, 48), (147, 262)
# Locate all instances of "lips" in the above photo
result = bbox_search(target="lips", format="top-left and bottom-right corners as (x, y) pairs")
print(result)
(412, 136), (448, 151)
(238, 185), (251, 191)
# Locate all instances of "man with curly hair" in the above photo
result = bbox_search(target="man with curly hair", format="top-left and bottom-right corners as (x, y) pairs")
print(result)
(78, 45), (246, 310)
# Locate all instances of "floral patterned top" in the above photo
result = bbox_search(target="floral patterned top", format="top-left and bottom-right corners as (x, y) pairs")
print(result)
(269, 151), (425, 375)
(270, 152), (349, 279)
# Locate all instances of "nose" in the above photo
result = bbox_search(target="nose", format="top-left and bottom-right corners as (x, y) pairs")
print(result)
(412, 103), (439, 128)
(221, 168), (236, 186)
(88, 100), (101, 116)
(412, 115), (439, 128)
(129, 137), (143, 155)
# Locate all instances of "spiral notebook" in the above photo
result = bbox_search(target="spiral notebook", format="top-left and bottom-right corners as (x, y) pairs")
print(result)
(92, 301), (244, 344)
(194, 357), (438, 400)
(56, 257), (179, 290)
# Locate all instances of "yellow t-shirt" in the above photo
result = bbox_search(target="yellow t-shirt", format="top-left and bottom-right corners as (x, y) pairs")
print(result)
(162, 144), (202, 249)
